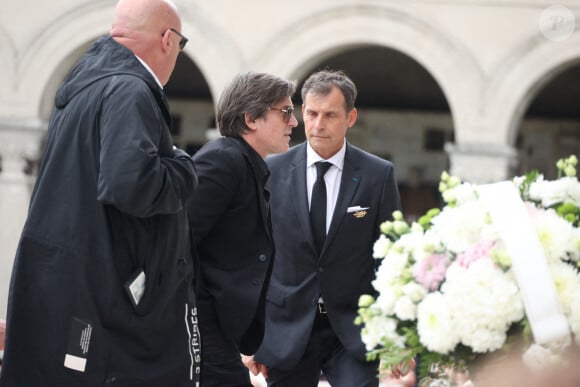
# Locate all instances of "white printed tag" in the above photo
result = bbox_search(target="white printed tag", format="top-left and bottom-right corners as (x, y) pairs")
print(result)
(63, 317), (93, 372)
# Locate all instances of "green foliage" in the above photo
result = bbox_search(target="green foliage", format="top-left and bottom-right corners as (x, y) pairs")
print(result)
(556, 202), (580, 227)
(518, 169), (539, 200)
(557, 155), (578, 178)
(418, 208), (441, 230)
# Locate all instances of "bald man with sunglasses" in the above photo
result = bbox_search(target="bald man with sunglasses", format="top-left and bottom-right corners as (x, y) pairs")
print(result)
(0, 1), (199, 386)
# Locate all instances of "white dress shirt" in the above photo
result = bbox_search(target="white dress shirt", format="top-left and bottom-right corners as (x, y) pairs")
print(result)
(135, 55), (163, 90)
(306, 140), (346, 234)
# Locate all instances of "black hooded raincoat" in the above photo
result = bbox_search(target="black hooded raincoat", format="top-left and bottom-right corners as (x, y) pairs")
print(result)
(0, 37), (199, 386)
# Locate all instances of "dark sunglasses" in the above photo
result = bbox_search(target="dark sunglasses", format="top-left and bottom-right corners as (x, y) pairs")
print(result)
(168, 28), (188, 51)
(268, 106), (295, 123)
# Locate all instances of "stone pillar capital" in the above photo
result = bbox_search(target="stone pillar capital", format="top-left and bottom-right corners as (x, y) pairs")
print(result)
(445, 142), (518, 184)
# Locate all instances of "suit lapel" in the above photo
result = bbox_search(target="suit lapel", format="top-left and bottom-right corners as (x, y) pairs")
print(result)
(322, 144), (360, 256)
(290, 145), (316, 253)
(235, 138), (271, 239)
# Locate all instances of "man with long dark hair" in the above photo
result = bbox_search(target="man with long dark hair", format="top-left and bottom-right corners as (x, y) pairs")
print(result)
(188, 71), (298, 386)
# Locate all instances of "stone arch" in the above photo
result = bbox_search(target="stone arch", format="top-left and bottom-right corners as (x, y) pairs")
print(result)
(14, 2), (113, 118)
(178, 3), (246, 102)
(486, 30), (580, 146)
(15, 1), (243, 120)
(253, 4), (484, 142)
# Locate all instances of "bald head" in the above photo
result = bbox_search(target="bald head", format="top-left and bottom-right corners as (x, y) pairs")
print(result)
(111, 0), (180, 41)
(110, 0), (183, 85)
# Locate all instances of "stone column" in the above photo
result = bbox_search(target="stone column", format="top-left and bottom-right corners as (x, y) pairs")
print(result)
(0, 119), (45, 319)
(445, 142), (518, 184)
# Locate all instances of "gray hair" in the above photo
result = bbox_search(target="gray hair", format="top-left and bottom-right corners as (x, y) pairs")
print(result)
(301, 69), (357, 112)
(217, 71), (297, 137)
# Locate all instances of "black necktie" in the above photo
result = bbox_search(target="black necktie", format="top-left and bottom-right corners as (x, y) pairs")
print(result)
(310, 162), (332, 255)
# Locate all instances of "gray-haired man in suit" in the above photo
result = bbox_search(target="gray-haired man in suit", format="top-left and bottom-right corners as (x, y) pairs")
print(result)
(244, 70), (410, 386)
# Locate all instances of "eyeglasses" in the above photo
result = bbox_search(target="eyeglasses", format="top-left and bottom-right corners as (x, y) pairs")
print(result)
(168, 28), (188, 51)
(268, 106), (294, 123)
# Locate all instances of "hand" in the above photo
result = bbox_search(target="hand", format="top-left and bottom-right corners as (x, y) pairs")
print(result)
(0, 319), (6, 351)
(241, 354), (269, 379)
(390, 358), (415, 379)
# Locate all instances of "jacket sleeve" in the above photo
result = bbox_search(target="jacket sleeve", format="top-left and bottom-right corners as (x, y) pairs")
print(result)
(96, 76), (197, 217)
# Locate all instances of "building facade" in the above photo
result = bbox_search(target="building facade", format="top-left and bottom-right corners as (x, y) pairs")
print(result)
(0, 0), (579, 317)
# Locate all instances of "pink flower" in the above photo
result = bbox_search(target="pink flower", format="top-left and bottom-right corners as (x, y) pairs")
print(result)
(456, 240), (494, 269)
(414, 254), (449, 291)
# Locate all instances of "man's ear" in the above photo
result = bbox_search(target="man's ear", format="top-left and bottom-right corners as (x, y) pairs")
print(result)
(161, 29), (172, 55)
(347, 107), (358, 128)
(244, 112), (258, 131)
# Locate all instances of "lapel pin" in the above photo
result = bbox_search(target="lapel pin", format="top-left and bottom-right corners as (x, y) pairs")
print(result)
(347, 206), (369, 218)
(353, 210), (367, 218)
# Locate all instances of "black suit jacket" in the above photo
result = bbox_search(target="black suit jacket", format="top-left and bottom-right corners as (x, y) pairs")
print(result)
(255, 142), (401, 369)
(188, 136), (273, 354)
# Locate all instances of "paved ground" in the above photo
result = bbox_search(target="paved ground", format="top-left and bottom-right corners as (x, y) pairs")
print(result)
(250, 371), (414, 386)
(250, 373), (333, 387)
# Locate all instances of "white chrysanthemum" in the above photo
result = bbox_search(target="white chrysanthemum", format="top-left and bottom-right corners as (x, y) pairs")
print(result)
(416, 292), (458, 354)
(422, 228), (446, 248)
(447, 182), (479, 205)
(397, 227), (429, 253)
(373, 250), (409, 290)
(529, 176), (580, 207)
(361, 313), (404, 351)
(394, 295), (417, 321)
(568, 227), (580, 262)
(430, 200), (493, 253)
(373, 234), (392, 259)
(463, 328), (507, 354)
(549, 261), (580, 317)
(527, 205), (577, 263)
(441, 182), (477, 205)
(396, 226), (448, 274)
(409, 229), (446, 265)
(442, 260), (524, 353)
(373, 287), (398, 315)
(402, 282), (427, 303)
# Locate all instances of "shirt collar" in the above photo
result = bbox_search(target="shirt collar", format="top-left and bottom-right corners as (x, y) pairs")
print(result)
(306, 139), (346, 171)
(135, 55), (163, 90)
(234, 136), (270, 184)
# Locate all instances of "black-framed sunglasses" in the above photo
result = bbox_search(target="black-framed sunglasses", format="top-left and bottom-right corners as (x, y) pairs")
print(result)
(167, 28), (188, 51)
(268, 106), (295, 123)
